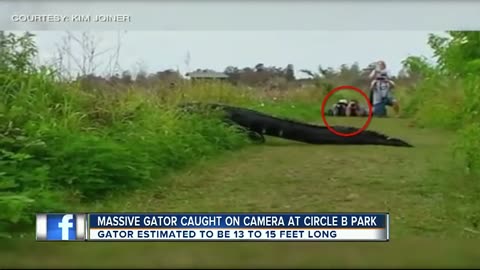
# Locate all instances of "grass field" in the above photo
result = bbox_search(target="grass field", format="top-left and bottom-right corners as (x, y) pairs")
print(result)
(2, 116), (479, 269)
(2, 30), (480, 269)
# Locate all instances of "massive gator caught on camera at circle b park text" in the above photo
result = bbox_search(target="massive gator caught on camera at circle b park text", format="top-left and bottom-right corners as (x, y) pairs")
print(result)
(178, 102), (413, 148)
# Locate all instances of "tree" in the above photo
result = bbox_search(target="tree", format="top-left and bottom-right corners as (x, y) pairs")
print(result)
(0, 31), (4, 58)
(285, 64), (295, 81)
(0, 32), (37, 73)
(254, 63), (264, 72)
(427, 31), (480, 75)
(400, 56), (435, 80)
(224, 66), (238, 74)
(53, 31), (125, 80)
(299, 69), (317, 78)
(135, 70), (148, 85)
(121, 70), (132, 84)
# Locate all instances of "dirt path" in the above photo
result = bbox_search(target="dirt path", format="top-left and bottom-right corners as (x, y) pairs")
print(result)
(2, 118), (479, 268)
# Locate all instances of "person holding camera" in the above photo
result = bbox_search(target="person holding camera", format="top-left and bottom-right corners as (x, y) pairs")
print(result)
(368, 60), (400, 117)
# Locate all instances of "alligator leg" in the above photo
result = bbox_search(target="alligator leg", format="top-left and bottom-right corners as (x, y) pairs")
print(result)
(247, 131), (266, 144)
(231, 125), (266, 144)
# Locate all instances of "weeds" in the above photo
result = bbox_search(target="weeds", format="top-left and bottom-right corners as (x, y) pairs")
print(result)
(0, 33), (328, 238)
(400, 32), (480, 203)
(0, 33), (252, 237)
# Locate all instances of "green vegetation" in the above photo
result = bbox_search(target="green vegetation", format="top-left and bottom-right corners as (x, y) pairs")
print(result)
(1, 31), (480, 268)
(0, 33), (252, 237)
(399, 31), (480, 195)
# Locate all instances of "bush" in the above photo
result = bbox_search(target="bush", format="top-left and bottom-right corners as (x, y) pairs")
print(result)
(0, 33), (249, 238)
(401, 32), (480, 179)
(454, 123), (480, 175)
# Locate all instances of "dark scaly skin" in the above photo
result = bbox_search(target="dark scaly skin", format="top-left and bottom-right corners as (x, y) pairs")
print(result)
(178, 102), (413, 148)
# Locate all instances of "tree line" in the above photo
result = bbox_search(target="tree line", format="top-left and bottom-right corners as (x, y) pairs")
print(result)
(75, 61), (419, 92)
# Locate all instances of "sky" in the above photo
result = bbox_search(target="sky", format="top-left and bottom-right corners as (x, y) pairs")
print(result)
(29, 31), (438, 78)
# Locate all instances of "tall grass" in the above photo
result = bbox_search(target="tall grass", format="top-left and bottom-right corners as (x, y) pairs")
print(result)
(0, 33), (333, 238)
(0, 33), (257, 237)
(399, 64), (480, 176)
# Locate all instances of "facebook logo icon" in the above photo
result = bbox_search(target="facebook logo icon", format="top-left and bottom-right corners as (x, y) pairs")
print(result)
(36, 213), (86, 241)
(48, 214), (76, 240)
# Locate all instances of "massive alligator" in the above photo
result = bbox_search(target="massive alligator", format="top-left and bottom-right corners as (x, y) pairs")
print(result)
(178, 102), (413, 147)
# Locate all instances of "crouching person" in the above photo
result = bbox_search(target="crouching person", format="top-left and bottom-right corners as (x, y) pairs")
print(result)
(346, 100), (368, 117)
(327, 99), (348, 116)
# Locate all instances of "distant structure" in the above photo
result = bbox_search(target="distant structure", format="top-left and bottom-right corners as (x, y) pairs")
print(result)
(186, 70), (229, 81)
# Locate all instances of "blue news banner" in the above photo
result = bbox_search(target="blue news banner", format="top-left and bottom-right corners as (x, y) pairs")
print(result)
(35, 213), (389, 242)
